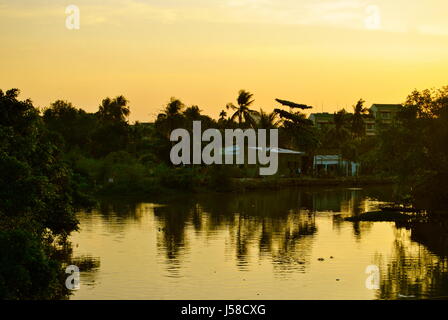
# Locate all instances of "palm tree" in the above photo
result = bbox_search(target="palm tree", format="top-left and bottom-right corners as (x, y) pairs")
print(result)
(257, 109), (280, 129)
(219, 110), (227, 122)
(164, 97), (184, 118)
(183, 105), (209, 132)
(226, 90), (258, 127)
(331, 109), (351, 144)
(155, 97), (185, 138)
(351, 99), (368, 138)
(320, 109), (352, 156)
(183, 105), (201, 121)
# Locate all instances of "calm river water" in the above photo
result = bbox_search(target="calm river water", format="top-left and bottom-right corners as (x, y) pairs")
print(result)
(70, 186), (448, 300)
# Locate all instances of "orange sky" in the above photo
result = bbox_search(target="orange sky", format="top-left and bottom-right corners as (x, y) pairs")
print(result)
(1, 0), (448, 122)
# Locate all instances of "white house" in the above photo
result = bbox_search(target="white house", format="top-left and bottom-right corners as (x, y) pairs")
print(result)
(313, 155), (359, 176)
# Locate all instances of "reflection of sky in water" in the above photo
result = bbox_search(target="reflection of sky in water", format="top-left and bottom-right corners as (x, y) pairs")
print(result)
(70, 186), (448, 300)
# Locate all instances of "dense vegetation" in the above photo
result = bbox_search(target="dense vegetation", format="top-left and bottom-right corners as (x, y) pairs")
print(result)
(370, 87), (448, 211)
(0, 85), (447, 299)
(0, 89), (79, 299)
(38, 90), (322, 196)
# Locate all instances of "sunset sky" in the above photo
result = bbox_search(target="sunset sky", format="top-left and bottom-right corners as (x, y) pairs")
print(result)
(1, 0), (448, 122)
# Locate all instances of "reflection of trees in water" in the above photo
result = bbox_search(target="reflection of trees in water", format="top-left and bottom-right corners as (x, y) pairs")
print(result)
(410, 220), (448, 258)
(375, 223), (448, 299)
(89, 186), (400, 279)
(69, 255), (101, 289)
(86, 186), (448, 298)
(151, 187), (392, 275)
(98, 199), (139, 217)
(314, 187), (378, 239)
(153, 202), (193, 276)
(54, 240), (100, 296)
(81, 200), (149, 234)
(152, 190), (320, 273)
(339, 186), (400, 239)
(97, 200), (142, 226)
(263, 212), (317, 275)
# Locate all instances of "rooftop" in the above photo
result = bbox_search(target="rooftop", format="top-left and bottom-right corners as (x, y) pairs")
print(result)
(309, 113), (335, 119)
(370, 104), (403, 110)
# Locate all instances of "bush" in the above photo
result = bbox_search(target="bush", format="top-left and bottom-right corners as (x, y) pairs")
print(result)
(0, 230), (67, 300)
(204, 165), (232, 192)
(154, 164), (200, 191)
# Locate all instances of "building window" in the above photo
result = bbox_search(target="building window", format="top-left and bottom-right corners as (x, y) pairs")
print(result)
(382, 112), (391, 119)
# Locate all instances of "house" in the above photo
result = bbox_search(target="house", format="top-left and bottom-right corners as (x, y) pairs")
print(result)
(306, 103), (403, 177)
(369, 104), (403, 126)
(219, 145), (306, 176)
(364, 118), (376, 136)
(309, 113), (334, 129)
(309, 104), (403, 136)
(263, 147), (305, 176)
(313, 154), (359, 177)
(309, 112), (376, 136)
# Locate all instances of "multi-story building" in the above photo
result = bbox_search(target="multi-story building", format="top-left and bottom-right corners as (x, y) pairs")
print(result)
(364, 118), (376, 136)
(308, 103), (403, 135)
(369, 104), (403, 126)
(308, 104), (403, 176)
(308, 113), (335, 129)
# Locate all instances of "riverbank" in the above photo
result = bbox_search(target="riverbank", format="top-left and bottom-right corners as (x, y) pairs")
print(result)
(93, 175), (397, 201)
(229, 176), (396, 191)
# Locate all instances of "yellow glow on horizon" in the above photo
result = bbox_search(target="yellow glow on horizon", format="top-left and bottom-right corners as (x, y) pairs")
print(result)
(1, 0), (448, 122)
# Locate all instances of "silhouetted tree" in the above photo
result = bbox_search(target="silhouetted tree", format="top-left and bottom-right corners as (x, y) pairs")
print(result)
(351, 99), (368, 138)
(257, 109), (280, 129)
(43, 100), (96, 152)
(98, 96), (130, 123)
(274, 102), (318, 152)
(320, 109), (351, 151)
(91, 96), (131, 157)
(155, 97), (185, 139)
(226, 90), (259, 127)
(0, 88), (80, 299)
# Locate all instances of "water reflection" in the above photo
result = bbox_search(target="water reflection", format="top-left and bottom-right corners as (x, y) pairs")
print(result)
(376, 221), (448, 299)
(152, 187), (384, 272)
(71, 186), (448, 299)
(69, 255), (101, 289)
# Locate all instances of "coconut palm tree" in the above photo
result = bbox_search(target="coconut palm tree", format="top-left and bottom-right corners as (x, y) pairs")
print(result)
(226, 90), (259, 127)
(331, 109), (351, 145)
(155, 97), (185, 138)
(164, 97), (184, 118)
(351, 99), (368, 138)
(219, 110), (227, 122)
(257, 109), (281, 129)
(183, 105), (216, 131)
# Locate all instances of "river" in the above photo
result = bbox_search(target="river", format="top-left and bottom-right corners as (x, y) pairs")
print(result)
(69, 186), (448, 300)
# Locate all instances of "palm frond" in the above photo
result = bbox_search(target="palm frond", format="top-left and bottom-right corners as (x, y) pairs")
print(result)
(276, 98), (313, 110)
